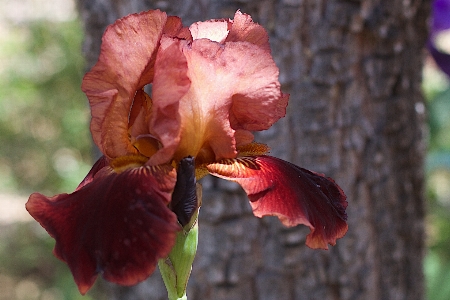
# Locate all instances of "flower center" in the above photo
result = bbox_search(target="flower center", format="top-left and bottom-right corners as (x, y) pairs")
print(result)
(133, 135), (161, 158)
(110, 154), (148, 173)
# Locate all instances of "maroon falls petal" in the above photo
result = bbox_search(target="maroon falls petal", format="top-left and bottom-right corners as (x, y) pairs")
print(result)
(207, 155), (348, 249)
(75, 156), (109, 191)
(25, 164), (179, 294)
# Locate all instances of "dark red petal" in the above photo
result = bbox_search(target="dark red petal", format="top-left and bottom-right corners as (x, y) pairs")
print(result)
(26, 164), (179, 294)
(207, 155), (348, 249)
(75, 156), (109, 191)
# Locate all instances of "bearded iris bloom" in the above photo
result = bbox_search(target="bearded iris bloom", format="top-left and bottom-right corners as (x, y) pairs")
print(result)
(26, 10), (348, 295)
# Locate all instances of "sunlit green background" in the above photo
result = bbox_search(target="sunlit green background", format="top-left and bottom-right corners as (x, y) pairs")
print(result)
(1, 1), (450, 299)
(0, 1), (97, 299)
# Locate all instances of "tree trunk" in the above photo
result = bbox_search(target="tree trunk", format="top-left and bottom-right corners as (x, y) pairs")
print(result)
(76, 0), (429, 299)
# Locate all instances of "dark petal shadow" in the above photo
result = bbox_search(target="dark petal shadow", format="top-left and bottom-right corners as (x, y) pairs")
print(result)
(170, 156), (198, 227)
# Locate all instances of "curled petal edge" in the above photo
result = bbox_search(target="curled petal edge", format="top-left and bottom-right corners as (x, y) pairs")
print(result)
(207, 155), (348, 250)
(82, 10), (168, 158)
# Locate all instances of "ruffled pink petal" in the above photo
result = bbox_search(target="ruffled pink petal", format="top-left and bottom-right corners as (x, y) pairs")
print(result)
(189, 18), (229, 42)
(128, 90), (152, 140)
(148, 36), (191, 165)
(234, 129), (255, 147)
(170, 39), (287, 161)
(189, 11), (269, 50)
(207, 155), (348, 249)
(163, 16), (188, 38)
(81, 10), (168, 159)
(225, 11), (271, 51)
(26, 163), (179, 294)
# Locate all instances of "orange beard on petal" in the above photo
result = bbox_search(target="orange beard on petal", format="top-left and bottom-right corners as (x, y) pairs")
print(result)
(110, 154), (148, 173)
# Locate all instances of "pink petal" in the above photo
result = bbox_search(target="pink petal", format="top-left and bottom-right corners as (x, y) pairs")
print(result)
(128, 90), (152, 140)
(207, 155), (348, 249)
(148, 36), (191, 165)
(26, 163), (179, 294)
(163, 16), (191, 40)
(189, 11), (270, 49)
(234, 129), (255, 147)
(81, 10), (167, 159)
(225, 11), (271, 51)
(173, 39), (287, 162)
(189, 18), (229, 42)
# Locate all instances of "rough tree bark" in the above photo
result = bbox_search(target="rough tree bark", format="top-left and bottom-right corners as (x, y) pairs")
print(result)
(76, 0), (429, 299)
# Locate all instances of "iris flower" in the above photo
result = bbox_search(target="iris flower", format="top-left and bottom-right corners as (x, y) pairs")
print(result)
(26, 10), (348, 295)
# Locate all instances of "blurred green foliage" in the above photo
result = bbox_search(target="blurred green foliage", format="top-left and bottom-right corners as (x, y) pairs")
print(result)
(0, 222), (105, 300)
(423, 61), (450, 300)
(0, 15), (100, 300)
(0, 18), (92, 196)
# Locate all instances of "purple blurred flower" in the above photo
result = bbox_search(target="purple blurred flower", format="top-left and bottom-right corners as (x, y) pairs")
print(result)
(428, 0), (450, 77)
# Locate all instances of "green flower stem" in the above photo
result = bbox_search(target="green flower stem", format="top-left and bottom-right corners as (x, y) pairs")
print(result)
(158, 222), (198, 300)
(159, 184), (202, 300)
